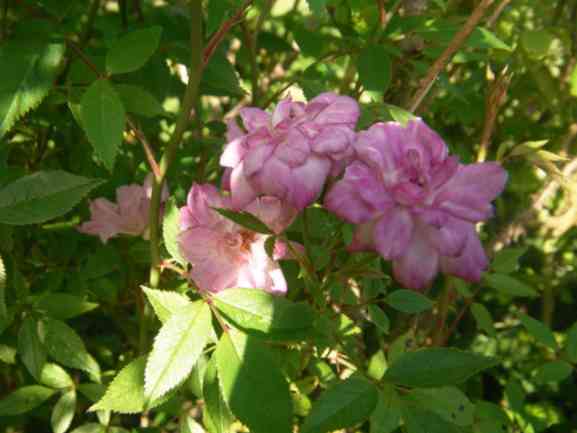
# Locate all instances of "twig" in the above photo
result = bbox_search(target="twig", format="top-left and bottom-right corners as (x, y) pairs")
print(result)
(377, 0), (386, 27)
(432, 279), (454, 346)
(127, 117), (161, 178)
(66, 40), (103, 77)
(203, 0), (252, 68)
(486, 0), (511, 28)
(148, 0), (204, 290)
(443, 286), (482, 345)
(477, 65), (511, 162)
(241, 21), (261, 104)
(490, 151), (577, 251)
(408, 0), (495, 113)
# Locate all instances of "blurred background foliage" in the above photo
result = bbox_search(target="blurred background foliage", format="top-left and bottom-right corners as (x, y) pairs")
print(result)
(1, 0), (577, 432)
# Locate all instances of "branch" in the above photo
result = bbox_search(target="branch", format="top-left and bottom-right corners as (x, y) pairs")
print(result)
(148, 0), (204, 289)
(477, 66), (511, 162)
(408, 0), (495, 113)
(203, 0), (252, 68)
(126, 117), (161, 178)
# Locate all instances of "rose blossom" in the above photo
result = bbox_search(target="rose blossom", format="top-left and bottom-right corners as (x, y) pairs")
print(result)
(78, 175), (168, 243)
(220, 92), (359, 210)
(325, 119), (507, 290)
(178, 183), (299, 294)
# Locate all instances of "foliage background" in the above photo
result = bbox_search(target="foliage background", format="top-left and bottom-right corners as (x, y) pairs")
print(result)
(1, 0), (577, 432)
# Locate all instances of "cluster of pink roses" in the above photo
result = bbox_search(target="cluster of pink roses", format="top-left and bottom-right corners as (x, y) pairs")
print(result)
(80, 92), (507, 292)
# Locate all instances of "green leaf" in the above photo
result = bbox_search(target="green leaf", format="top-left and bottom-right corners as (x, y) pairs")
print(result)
(144, 302), (212, 403)
(41, 363), (74, 389)
(383, 348), (498, 388)
(201, 51), (244, 97)
(471, 303), (496, 337)
(370, 384), (402, 433)
(51, 389), (76, 433)
(404, 386), (474, 426)
(492, 247), (526, 273)
(401, 404), (462, 433)
(106, 26), (163, 75)
(42, 317), (101, 382)
(80, 79), (126, 171)
(367, 350), (387, 381)
(385, 290), (433, 314)
(114, 84), (163, 117)
(358, 103), (416, 129)
(357, 45), (392, 93)
(162, 198), (186, 266)
(302, 377), (379, 433)
(18, 317), (47, 381)
(484, 273), (538, 297)
(203, 356), (234, 433)
(182, 416), (205, 433)
(34, 294), (98, 320)
(0, 385), (55, 416)
(471, 27), (512, 51)
(0, 42), (65, 138)
(565, 322), (577, 363)
(0, 171), (104, 225)
(214, 288), (314, 341)
(368, 305), (390, 334)
(212, 207), (273, 234)
(142, 287), (191, 324)
(473, 401), (510, 433)
(533, 361), (573, 384)
(518, 313), (557, 350)
(70, 424), (105, 433)
(0, 344), (16, 364)
(215, 330), (293, 433)
(91, 357), (146, 414)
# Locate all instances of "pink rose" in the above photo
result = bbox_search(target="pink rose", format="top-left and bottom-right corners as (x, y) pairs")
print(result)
(325, 119), (507, 290)
(78, 175), (168, 243)
(178, 183), (299, 294)
(220, 92), (359, 210)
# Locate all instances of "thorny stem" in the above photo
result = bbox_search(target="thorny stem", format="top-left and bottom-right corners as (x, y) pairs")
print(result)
(143, 1), (203, 355)
(432, 278), (453, 346)
(203, 0), (252, 67)
(241, 21), (261, 104)
(126, 117), (161, 179)
(408, 0), (495, 113)
(148, 0), (204, 290)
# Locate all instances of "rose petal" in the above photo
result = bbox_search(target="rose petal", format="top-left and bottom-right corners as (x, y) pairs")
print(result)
(287, 155), (331, 210)
(230, 163), (259, 210)
(324, 178), (376, 224)
(392, 225), (439, 290)
(440, 222), (488, 282)
(374, 207), (414, 259)
(436, 162), (508, 222)
(240, 107), (270, 132)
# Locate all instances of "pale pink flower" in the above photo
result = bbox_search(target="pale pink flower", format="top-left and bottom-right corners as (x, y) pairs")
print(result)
(220, 92), (359, 210)
(325, 119), (507, 290)
(178, 184), (299, 294)
(78, 175), (168, 243)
